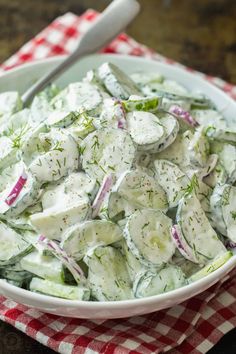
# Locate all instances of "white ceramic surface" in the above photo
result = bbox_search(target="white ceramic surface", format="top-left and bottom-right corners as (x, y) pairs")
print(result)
(0, 54), (235, 319)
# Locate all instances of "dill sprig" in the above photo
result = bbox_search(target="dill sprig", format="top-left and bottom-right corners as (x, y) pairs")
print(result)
(11, 124), (30, 149)
(81, 114), (94, 130)
(230, 211), (236, 220)
(51, 141), (64, 152)
(91, 135), (100, 150)
(183, 174), (199, 196)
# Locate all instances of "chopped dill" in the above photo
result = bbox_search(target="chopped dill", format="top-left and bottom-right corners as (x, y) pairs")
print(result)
(183, 174), (199, 196)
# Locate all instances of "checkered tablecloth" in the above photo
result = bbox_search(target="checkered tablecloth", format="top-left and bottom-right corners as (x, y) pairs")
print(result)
(0, 10), (236, 354)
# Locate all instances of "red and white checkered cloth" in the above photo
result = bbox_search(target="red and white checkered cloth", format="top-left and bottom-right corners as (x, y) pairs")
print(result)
(0, 10), (236, 354)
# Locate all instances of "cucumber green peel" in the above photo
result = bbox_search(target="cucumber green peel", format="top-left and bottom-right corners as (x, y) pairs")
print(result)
(189, 251), (233, 283)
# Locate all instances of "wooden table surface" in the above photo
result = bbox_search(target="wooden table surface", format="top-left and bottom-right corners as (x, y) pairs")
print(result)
(0, 0), (235, 353)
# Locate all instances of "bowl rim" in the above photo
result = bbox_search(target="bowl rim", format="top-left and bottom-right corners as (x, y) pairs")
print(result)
(1, 253), (235, 308)
(0, 53), (235, 310)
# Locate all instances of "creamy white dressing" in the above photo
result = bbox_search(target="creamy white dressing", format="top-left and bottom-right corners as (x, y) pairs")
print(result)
(0, 221), (30, 265)
(0, 92), (22, 118)
(29, 129), (79, 183)
(115, 169), (168, 211)
(178, 193), (226, 264)
(154, 159), (189, 208)
(81, 128), (136, 183)
(127, 111), (164, 147)
(30, 201), (90, 241)
(0, 62), (233, 301)
(124, 209), (175, 266)
(221, 186), (236, 242)
(62, 220), (122, 260)
(52, 82), (104, 115)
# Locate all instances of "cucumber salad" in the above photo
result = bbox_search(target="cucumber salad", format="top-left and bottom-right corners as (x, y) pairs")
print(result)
(0, 62), (235, 302)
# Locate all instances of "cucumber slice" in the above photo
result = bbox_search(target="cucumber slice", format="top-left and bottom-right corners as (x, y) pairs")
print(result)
(0, 268), (32, 282)
(216, 143), (236, 184)
(20, 123), (49, 165)
(172, 251), (201, 277)
(30, 172), (95, 240)
(220, 185), (236, 242)
(4, 279), (25, 288)
(21, 251), (65, 283)
(206, 126), (236, 144)
(157, 114), (179, 152)
(160, 79), (189, 96)
(0, 136), (18, 171)
(46, 111), (80, 128)
(183, 168), (212, 213)
(171, 224), (199, 263)
(41, 172), (96, 210)
(210, 184), (229, 236)
(0, 108), (30, 136)
(68, 113), (95, 139)
(134, 265), (186, 298)
(188, 127), (210, 167)
(191, 109), (227, 129)
(195, 177), (212, 213)
(8, 203), (42, 231)
(134, 152), (153, 169)
(30, 278), (90, 300)
(97, 62), (141, 99)
(94, 98), (126, 129)
(52, 82), (104, 116)
(0, 261), (32, 282)
(177, 193), (227, 264)
(30, 96), (52, 125)
(103, 191), (137, 222)
(130, 72), (164, 87)
(0, 91), (22, 118)
(30, 201), (90, 241)
(161, 97), (191, 113)
(0, 221), (32, 266)
(203, 162), (227, 188)
(124, 209), (175, 267)
(114, 169), (168, 211)
(6, 213), (35, 231)
(154, 160), (189, 208)
(84, 246), (133, 301)
(17, 231), (38, 247)
(29, 129), (79, 183)
(30, 85), (59, 125)
(61, 220), (123, 261)
(142, 80), (211, 107)
(83, 69), (105, 89)
(122, 95), (161, 113)
(0, 262), (24, 272)
(0, 162), (40, 217)
(126, 111), (165, 152)
(121, 240), (143, 282)
(189, 251), (233, 282)
(154, 133), (190, 168)
(81, 128), (136, 184)
(141, 79), (188, 98)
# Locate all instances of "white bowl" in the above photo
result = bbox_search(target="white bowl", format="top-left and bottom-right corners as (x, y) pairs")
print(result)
(0, 54), (235, 319)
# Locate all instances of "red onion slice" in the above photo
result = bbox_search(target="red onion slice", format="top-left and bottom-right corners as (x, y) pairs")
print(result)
(225, 240), (236, 249)
(92, 174), (114, 218)
(118, 119), (125, 129)
(5, 169), (28, 206)
(113, 99), (126, 129)
(169, 105), (199, 128)
(38, 235), (86, 285)
(171, 225), (198, 263)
